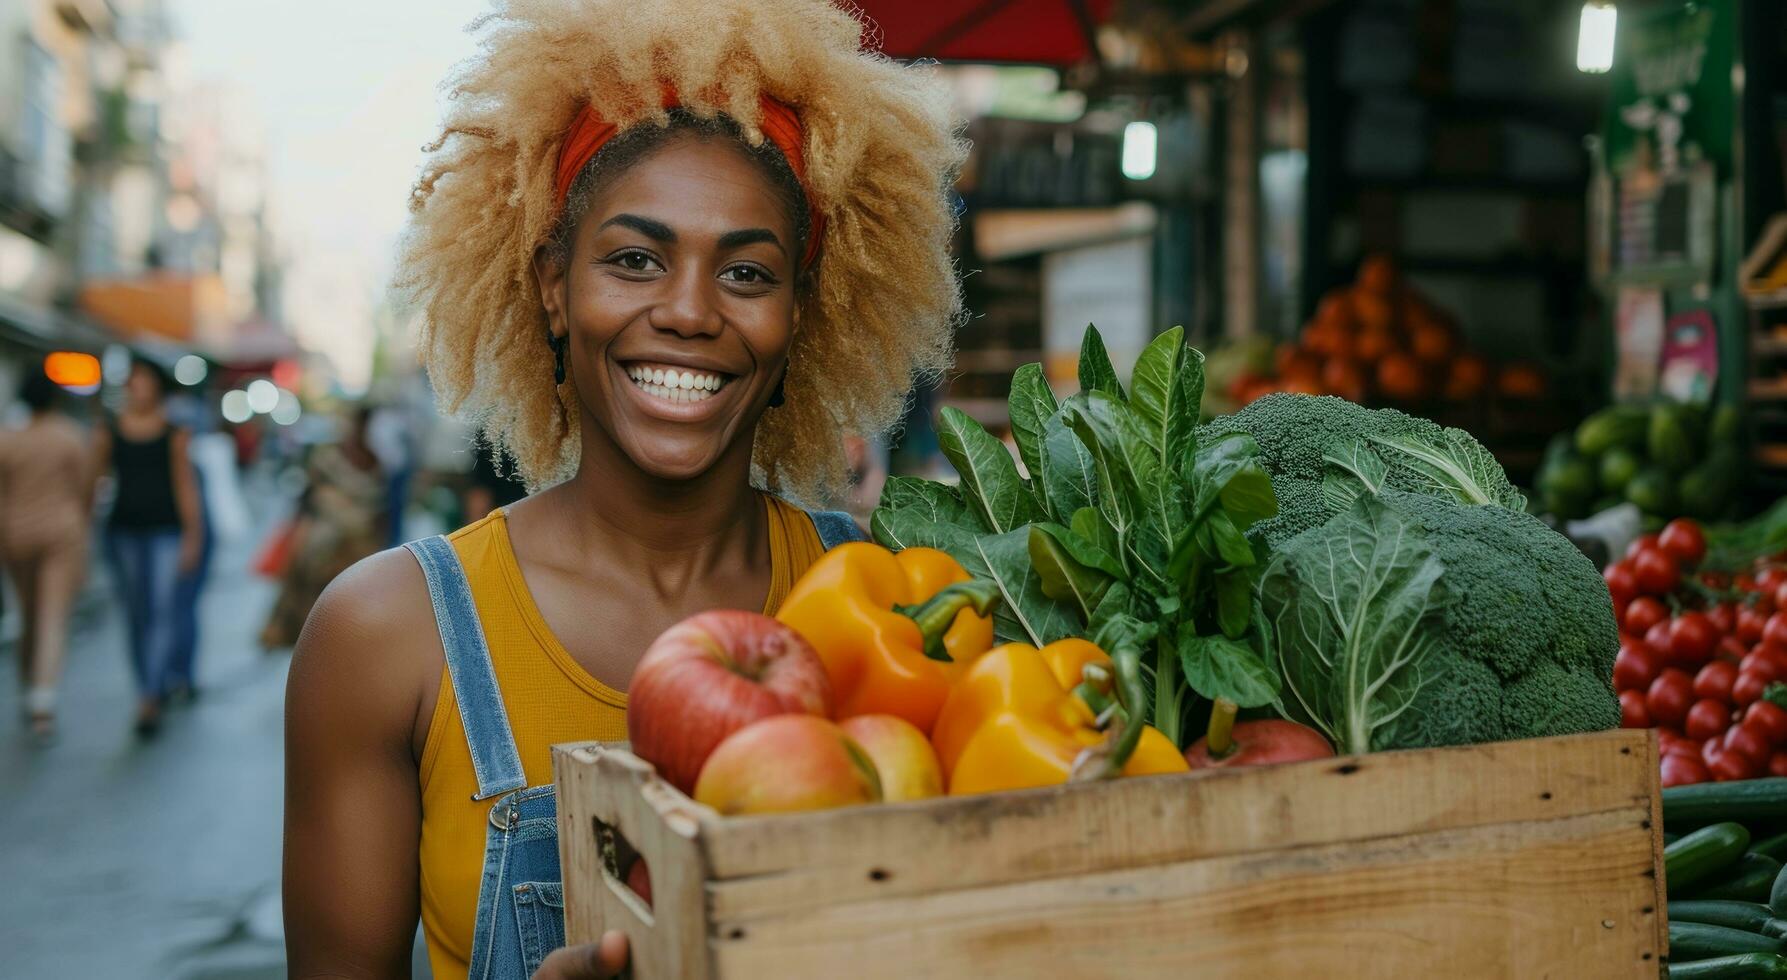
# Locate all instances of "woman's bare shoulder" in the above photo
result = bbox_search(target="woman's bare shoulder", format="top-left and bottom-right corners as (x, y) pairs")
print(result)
(288, 548), (444, 737)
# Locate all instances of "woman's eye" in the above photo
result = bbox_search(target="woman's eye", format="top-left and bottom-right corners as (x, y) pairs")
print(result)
(722, 265), (774, 285)
(615, 250), (655, 272)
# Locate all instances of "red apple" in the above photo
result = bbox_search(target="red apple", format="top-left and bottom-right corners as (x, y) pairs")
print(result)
(693, 715), (881, 814)
(839, 714), (943, 802)
(628, 610), (832, 794)
(625, 857), (651, 909)
(1183, 719), (1336, 769)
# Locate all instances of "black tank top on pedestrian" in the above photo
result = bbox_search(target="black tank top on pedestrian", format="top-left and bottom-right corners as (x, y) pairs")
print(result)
(109, 422), (181, 530)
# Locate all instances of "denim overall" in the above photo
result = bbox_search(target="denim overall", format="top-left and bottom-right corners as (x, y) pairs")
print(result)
(404, 510), (867, 980)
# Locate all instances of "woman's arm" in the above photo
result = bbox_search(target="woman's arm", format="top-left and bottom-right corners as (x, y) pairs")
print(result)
(88, 424), (110, 515)
(284, 552), (434, 978)
(169, 428), (202, 571)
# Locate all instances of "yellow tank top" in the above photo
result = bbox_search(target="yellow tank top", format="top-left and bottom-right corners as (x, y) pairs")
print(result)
(417, 496), (828, 978)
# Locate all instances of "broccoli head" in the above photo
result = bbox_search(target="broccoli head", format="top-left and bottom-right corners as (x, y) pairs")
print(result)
(1198, 393), (1526, 547)
(1267, 489), (1620, 752)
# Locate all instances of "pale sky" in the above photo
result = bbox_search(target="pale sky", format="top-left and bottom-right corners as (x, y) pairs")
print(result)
(174, 0), (491, 389)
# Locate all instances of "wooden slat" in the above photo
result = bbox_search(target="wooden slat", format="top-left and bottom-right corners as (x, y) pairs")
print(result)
(709, 808), (1661, 979)
(554, 744), (715, 979)
(699, 729), (1653, 919)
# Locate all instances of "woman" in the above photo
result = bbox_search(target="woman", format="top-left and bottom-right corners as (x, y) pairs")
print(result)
(0, 370), (97, 741)
(259, 407), (388, 650)
(282, 2), (963, 977)
(96, 358), (203, 737)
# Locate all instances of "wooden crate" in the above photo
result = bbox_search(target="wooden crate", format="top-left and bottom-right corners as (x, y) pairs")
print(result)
(553, 728), (1665, 979)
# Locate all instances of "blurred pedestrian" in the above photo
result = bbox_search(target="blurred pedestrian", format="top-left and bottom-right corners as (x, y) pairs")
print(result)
(166, 463), (211, 703)
(0, 371), (97, 742)
(462, 432), (527, 526)
(95, 358), (204, 738)
(259, 408), (386, 650)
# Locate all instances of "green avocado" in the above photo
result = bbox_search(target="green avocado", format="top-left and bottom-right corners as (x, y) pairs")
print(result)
(1626, 467), (1678, 517)
(1599, 447), (1642, 495)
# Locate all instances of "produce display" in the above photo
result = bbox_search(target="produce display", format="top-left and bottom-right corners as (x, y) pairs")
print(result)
(1214, 255), (1545, 410)
(1661, 780), (1787, 976)
(598, 324), (1682, 969)
(1537, 401), (1744, 524)
(1607, 517), (1787, 787)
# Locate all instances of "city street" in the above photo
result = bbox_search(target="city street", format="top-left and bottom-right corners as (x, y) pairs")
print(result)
(0, 499), (431, 978)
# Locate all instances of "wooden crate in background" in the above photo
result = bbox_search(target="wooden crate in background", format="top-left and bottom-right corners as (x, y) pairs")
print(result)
(553, 728), (1665, 979)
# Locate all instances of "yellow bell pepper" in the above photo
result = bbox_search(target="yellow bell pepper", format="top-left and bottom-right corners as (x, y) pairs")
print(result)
(777, 542), (998, 734)
(931, 639), (1189, 795)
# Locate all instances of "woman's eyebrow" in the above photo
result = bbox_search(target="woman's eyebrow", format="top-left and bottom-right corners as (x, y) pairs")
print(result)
(717, 227), (784, 254)
(599, 213), (676, 242)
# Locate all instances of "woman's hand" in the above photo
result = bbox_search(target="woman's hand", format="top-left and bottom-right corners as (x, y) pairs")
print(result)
(178, 530), (203, 575)
(532, 932), (630, 979)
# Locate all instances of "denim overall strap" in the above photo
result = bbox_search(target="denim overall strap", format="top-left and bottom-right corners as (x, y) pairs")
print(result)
(403, 535), (527, 800)
(809, 509), (868, 549)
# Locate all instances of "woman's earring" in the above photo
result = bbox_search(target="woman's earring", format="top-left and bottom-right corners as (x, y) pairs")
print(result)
(767, 368), (787, 408)
(549, 334), (568, 385)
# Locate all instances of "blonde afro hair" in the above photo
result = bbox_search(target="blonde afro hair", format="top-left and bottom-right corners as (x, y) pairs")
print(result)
(395, 0), (968, 503)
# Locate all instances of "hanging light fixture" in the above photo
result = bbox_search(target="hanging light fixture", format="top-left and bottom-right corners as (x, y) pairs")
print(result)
(1577, 1), (1617, 74)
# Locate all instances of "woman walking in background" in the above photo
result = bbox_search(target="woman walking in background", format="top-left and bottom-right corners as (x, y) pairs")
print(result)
(258, 407), (387, 651)
(0, 371), (97, 742)
(96, 358), (203, 738)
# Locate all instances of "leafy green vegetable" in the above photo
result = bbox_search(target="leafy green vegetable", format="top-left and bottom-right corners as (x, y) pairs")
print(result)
(1007, 363), (1057, 509)
(1366, 430), (1526, 509)
(871, 324), (1280, 747)
(1262, 494), (1450, 754)
(1077, 324), (1124, 399)
(936, 407), (1041, 534)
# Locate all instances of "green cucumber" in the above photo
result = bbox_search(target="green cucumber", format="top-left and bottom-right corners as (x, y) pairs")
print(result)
(1670, 900), (1783, 933)
(1665, 781), (1787, 827)
(1668, 832), (1685, 845)
(1699, 854), (1786, 903)
(1672, 824), (1756, 896)
(1774, 861), (1787, 918)
(1669, 953), (1787, 978)
(1670, 921), (1787, 961)
(1756, 833), (1787, 863)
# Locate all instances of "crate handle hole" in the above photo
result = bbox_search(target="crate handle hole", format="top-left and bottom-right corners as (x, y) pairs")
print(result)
(593, 815), (657, 926)
(868, 867), (891, 882)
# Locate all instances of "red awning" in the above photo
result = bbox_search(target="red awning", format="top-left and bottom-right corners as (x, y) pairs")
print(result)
(855, 0), (1114, 65)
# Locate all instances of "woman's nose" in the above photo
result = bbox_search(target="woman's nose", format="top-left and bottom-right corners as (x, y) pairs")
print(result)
(648, 268), (723, 338)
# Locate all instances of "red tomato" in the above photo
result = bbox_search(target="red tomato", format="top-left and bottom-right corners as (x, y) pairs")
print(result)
(1737, 573), (1762, 594)
(1727, 723), (1774, 763)
(1646, 620), (1675, 654)
(1686, 698), (1733, 741)
(1626, 596), (1669, 635)
(1710, 603), (1738, 636)
(1740, 606), (1769, 645)
(1721, 636), (1750, 663)
(1646, 668), (1694, 727)
(1633, 547), (1682, 596)
(1763, 567), (1787, 592)
(1746, 700), (1787, 745)
(1671, 612), (1721, 667)
(1657, 728), (1697, 757)
(1771, 751), (1787, 778)
(1604, 563), (1638, 618)
(1619, 689), (1651, 728)
(1695, 660), (1739, 703)
(1761, 592), (1779, 617)
(1613, 641), (1661, 692)
(1735, 670), (1772, 707)
(1662, 752), (1711, 787)
(1710, 744), (1761, 781)
(1628, 534), (1662, 560)
(1741, 650), (1787, 684)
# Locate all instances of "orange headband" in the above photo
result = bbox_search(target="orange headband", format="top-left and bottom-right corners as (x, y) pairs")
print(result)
(553, 90), (824, 268)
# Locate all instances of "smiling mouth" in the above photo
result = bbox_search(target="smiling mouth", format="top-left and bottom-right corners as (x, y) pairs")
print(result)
(623, 362), (736, 405)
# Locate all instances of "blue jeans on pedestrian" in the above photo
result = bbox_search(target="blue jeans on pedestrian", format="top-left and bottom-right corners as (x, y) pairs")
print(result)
(107, 527), (182, 701)
(169, 471), (211, 691)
